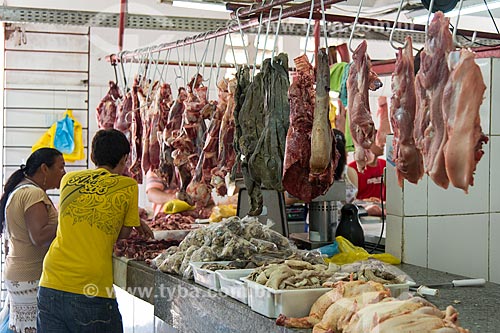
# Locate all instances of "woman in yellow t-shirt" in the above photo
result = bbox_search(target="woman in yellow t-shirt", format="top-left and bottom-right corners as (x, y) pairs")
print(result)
(37, 129), (153, 333)
(0, 148), (66, 333)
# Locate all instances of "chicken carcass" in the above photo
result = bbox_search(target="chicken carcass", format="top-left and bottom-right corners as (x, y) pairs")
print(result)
(347, 40), (376, 173)
(276, 280), (388, 329)
(339, 296), (438, 333)
(413, 11), (454, 189)
(369, 306), (470, 333)
(390, 36), (424, 186)
(443, 49), (488, 193)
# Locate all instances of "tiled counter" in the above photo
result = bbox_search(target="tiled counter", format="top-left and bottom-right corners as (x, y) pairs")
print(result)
(114, 257), (500, 333)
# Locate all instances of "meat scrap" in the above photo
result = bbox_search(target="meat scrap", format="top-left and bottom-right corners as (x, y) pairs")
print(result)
(282, 54), (335, 203)
(114, 230), (179, 261)
(347, 40), (377, 173)
(414, 11), (454, 189)
(390, 36), (424, 186)
(148, 212), (195, 230)
(96, 81), (122, 130)
(443, 49), (488, 193)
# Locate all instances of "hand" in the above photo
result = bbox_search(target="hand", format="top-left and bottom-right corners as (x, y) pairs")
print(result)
(135, 219), (154, 239)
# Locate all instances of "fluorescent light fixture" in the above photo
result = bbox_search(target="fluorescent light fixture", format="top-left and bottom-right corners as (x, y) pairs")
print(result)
(172, 0), (229, 12)
(411, 0), (500, 23)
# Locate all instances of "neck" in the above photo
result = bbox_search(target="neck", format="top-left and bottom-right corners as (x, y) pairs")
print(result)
(25, 175), (45, 190)
(98, 165), (119, 174)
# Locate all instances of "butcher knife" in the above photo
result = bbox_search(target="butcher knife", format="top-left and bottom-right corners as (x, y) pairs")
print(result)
(409, 278), (485, 296)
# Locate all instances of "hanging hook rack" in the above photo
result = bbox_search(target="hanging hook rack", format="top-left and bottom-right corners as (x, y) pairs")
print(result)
(107, 0), (344, 64)
(348, 0), (365, 53)
(389, 0), (408, 50)
(271, 4), (284, 61)
(452, 0), (477, 48)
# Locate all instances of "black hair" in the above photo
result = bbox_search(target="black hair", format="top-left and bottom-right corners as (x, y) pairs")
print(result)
(91, 129), (130, 168)
(333, 129), (347, 181)
(0, 148), (63, 233)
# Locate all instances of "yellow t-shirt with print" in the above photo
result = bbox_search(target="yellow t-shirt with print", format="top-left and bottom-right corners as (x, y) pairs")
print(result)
(40, 168), (140, 298)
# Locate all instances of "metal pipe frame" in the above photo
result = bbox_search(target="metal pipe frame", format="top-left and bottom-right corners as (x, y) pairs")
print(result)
(109, 0), (345, 63)
(229, 0), (295, 19)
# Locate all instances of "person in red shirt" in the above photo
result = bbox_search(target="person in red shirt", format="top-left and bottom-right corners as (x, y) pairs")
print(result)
(347, 156), (386, 202)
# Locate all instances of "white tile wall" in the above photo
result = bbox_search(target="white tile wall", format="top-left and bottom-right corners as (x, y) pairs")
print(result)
(115, 286), (135, 331)
(490, 213), (500, 284)
(490, 59), (500, 136)
(133, 297), (155, 333)
(385, 214), (403, 260)
(490, 137), (500, 213)
(428, 214), (488, 278)
(402, 175), (428, 216)
(476, 58), (492, 136)
(427, 142), (490, 215)
(402, 216), (427, 267)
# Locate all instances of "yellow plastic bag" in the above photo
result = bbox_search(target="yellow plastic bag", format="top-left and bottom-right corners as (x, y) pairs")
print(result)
(32, 110), (84, 162)
(209, 204), (237, 223)
(162, 199), (194, 214)
(324, 236), (401, 265)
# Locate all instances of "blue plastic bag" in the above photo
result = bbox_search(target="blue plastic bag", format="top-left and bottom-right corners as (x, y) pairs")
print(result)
(53, 114), (75, 154)
(0, 304), (10, 333)
(317, 241), (339, 257)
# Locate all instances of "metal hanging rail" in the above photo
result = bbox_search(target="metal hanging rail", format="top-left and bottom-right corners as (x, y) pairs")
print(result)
(108, 0), (345, 63)
(230, 0), (295, 19)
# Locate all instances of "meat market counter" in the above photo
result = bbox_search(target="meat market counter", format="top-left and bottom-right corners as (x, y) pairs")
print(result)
(113, 257), (500, 333)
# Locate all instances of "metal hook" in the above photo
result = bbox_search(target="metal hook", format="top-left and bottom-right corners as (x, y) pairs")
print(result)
(320, 0), (328, 49)
(389, 0), (408, 50)
(252, 5), (265, 77)
(425, 0), (436, 44)
(262, 5), (274, 66)
(271, 5), (284, 61)
(235, 7), (250, 65)
(304, 0), (315, 55)
(452, 0), (477, 48)
(349, 0), (365, 53)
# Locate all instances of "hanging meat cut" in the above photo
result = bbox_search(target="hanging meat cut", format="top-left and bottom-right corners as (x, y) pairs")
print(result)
(129, 78), (143, 183)
(310, 49), (333, 175)
(96, 81), (122, 130)
(375, 96), (390, 150)
(390, 36), (424, 186)
(443, 49), (488, 193)
(413, 11), (454, 189)
(347, 40), (376, 173)
(282, 53), (335, 203)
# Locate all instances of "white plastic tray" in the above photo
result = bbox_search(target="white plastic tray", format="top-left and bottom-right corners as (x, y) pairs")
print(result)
(242, 278), (331, 318)
(216, 269), (254, 304)
(190, 261), (232, 291)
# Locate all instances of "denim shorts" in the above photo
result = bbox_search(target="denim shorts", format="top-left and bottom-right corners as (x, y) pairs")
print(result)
(37, 286), (123, 333)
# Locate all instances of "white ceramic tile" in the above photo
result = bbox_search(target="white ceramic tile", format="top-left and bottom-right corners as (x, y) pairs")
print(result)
(427, 143), (490, 215)
(489, 213), (500, 283)
(133, 297), (155, 333)
(490, 137), (500, 213)
(402, 216), (427, 267)
(385, 135), (403, 217)
(115, 286), (134, 332)
(476, 58), (491, 136)
(403, 175), (428, 216)
(490, 59), (500, 135)
(385, 214), (403, 260)
(428, 214), (488, 278)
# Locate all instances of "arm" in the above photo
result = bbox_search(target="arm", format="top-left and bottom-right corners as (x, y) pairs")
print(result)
(24, 202), (57, 247)
(117, 226), (133, 239)
(146, 187), (177, 205)
(346, 166), (359, 189)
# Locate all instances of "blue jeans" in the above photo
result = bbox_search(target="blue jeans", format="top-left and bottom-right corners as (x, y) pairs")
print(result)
(37, 287), (123, 333)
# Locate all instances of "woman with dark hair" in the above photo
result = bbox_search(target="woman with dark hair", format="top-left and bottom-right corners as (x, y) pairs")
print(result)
(0, 147), (65, 333)
(37, 129), (152, 333)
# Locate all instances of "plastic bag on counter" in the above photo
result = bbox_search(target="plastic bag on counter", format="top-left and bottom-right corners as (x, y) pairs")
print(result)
(324, 236), (400, 265)
(208, 204), (237, 222)
(249, 238), (278, 253)
(220, 237), (258, 260)
(150, 246), (179, 268)
(317, 242), (340, 257)
(162, 199), (194, 214)
(183, 245), (218, 279)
